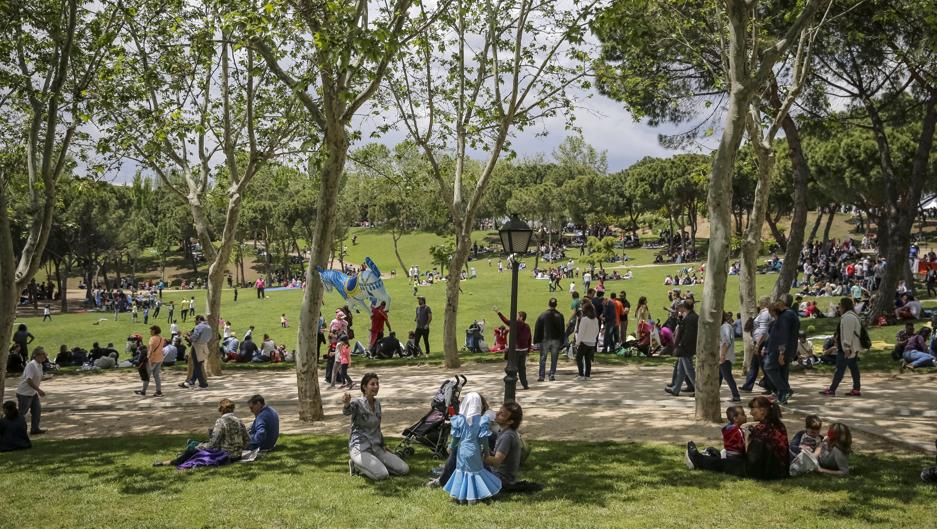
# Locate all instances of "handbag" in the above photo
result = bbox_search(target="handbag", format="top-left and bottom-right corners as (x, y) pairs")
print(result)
(789, 449), (819, 476)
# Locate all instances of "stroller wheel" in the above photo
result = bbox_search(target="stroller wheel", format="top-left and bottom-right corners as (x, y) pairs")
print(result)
(403, 446), (415, 458)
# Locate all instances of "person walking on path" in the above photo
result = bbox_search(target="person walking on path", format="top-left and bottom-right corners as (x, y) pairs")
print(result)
(533, 298), (566, 382)
(181, 315), (210, 389)
(821, 298), (864, 397)
(16, 347), (48, 434)
(764, 295), (799, 404)
(497, 309), (531, 390)
(414, 297), (432, 356)
(719, 311), (742, 402)
(666, 301), (698, 397)
(741, 297), (773, 392)
(136, 326), (165, 397)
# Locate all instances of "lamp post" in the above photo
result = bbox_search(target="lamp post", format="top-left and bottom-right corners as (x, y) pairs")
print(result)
(499, 213), (533, 403)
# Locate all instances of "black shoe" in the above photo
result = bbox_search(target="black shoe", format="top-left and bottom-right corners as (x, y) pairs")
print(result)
(740, 386), (753, 393)
(31, 429), (46, 435)
(134, 390), (145, 396)
(665, 387), (675, 395)
(731, 397), (742, 402)
(537, 378), (544, 382)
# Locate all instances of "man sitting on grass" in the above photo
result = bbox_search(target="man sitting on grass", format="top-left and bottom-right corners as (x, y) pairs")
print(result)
(484, 402), (542, 493)
(247, 394), (279, 451)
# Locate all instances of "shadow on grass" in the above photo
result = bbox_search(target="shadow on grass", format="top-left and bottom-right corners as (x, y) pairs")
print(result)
(2, 434), (935, 519)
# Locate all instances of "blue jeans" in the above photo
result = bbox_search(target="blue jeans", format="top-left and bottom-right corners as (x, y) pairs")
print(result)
(538, 339), (562, 379)
(16, 393), (41, 433)
(672, 357), (696, 395)
(188, 360), (208, 388)
(829, 350), (860, 392)
(741, 354), (763, 390)
(903, 349), (936, 368)
(603, 325), (617, 352)
(719, 360), (740, 399)
(763, 354), (790, 400)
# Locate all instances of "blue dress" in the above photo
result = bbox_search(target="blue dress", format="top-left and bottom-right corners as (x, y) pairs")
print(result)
(443, 415), (502, 502)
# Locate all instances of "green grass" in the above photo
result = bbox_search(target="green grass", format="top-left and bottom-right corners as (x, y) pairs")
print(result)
(20, 226), (937, 374)
(0, 434), (934, 528)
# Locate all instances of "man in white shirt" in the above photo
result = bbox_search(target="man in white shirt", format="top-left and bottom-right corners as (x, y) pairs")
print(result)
(16, 347), (48, 434)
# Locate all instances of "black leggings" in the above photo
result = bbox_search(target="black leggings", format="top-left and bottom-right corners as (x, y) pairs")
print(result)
(575, 344), (595, 377)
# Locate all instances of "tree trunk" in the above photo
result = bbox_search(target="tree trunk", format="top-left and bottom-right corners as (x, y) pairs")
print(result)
(765, 213), (787, 251)
(806, 208), (823, 246)
(738, 138), (774, 374)
(698, 88), (748, 422)
(443, 227), (472, 368)
(773, 116), (810, 299)
(202, 190), (245, 377)
(295, 127), (350, 422)
(392, 230), (407, 273)
(821, 205), (837, 248)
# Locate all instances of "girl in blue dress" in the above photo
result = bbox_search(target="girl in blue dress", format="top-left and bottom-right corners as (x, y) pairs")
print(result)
(443, 392), (502, 503)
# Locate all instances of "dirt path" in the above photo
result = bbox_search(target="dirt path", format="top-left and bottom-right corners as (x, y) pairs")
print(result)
(6, 360), (935, 454)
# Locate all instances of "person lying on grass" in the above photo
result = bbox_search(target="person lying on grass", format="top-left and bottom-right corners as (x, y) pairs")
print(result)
(153, 398), (250, 469)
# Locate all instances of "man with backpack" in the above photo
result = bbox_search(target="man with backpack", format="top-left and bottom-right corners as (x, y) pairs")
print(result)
(820, 297), (865, 397)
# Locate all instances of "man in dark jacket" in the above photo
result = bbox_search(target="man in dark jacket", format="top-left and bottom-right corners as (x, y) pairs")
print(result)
(533, 298), (566, 382)
(666, 301), (698, 397)
(764, 294), (799, 404)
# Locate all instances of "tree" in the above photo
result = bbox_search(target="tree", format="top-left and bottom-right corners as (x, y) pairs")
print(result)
(595, 0), (826, 421)
(244, 0), (423, 420)
(102, 0), (302, 377)
(0, 0), (122, 400)
(812, 0), (937, 319)
(580, 236), (617, 271)
(390, 0), (600, 368)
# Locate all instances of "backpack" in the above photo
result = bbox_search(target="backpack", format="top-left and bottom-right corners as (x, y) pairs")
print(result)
(858, 322), (872, 350)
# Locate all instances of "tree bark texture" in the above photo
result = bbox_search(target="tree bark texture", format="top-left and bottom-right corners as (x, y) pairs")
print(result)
(772, 116), (810, 299)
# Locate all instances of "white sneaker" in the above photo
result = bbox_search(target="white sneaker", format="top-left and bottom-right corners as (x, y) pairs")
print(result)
(575, 376), (584, 381)
(585, 376), (591, 381)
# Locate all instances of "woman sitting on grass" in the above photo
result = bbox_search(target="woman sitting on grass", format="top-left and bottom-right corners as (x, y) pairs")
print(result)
(0, 400), (31, 452)
(746, 396), (789, 480)
(153, 398), (250, 469)
(815, 423), (852, 476)
(344, 373), (409, 480)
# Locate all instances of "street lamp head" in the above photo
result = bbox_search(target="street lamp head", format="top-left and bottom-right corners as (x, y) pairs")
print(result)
(498, 213), (533, 255)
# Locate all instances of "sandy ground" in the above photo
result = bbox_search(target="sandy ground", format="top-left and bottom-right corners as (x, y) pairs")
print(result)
(5, 359), (935, 455)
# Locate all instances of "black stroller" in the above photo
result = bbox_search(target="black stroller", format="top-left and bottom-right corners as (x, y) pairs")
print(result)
(396, 375), (467, 459)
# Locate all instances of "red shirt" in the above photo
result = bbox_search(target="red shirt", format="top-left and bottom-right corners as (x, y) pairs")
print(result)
(370, 307), (389, 332)
(722, 423), (745, 455)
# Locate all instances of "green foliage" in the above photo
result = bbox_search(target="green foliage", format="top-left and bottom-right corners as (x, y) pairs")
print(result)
(580, 235), (618, 270)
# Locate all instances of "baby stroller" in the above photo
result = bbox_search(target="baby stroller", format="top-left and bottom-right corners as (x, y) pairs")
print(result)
(396, 374), (467, 459)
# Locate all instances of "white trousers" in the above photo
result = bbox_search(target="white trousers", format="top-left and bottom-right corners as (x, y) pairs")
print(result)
(350, 446), (409, 481)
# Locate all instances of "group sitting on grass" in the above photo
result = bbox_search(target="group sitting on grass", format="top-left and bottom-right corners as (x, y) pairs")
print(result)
(685, 397), (852, 479)
(341, 372), (540, 502)
(153, 394), (279, 469)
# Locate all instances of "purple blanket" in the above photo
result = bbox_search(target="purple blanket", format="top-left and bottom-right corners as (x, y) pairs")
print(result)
(177, 449), (230, 470)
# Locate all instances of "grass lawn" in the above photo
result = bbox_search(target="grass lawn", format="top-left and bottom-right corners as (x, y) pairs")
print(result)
(18, 226), (937, 375)
(1, 434), (934, 529)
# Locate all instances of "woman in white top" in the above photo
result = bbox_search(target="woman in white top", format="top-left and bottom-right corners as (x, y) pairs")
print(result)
(574, 302), (601, 381)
